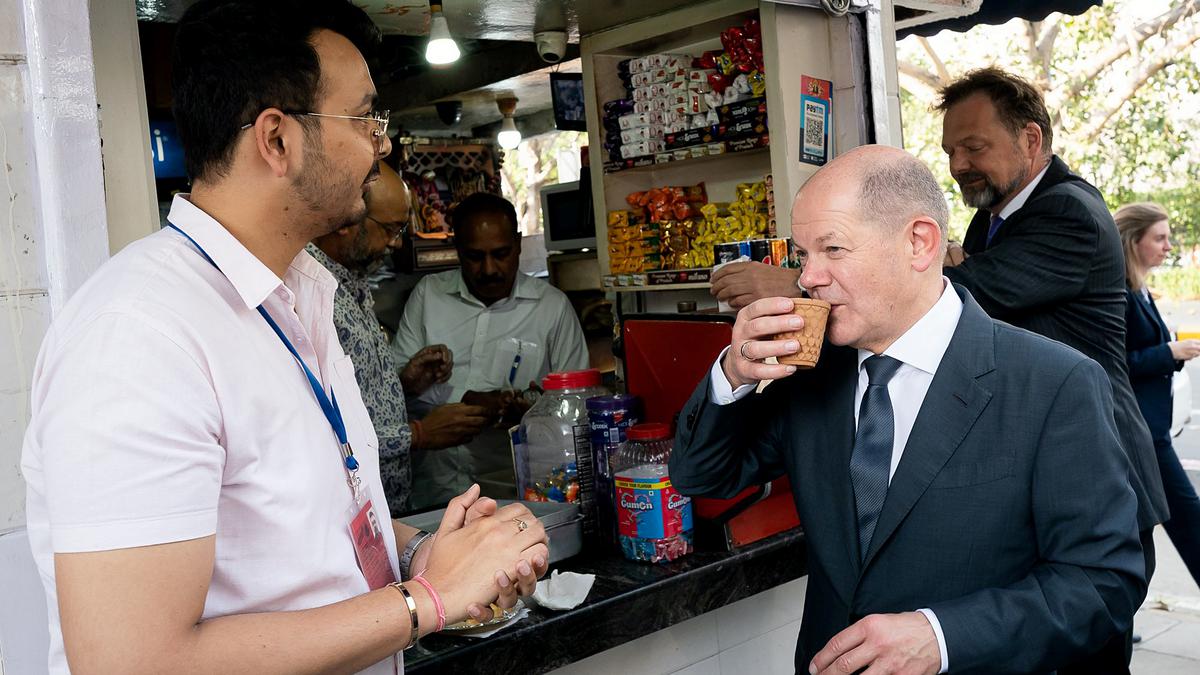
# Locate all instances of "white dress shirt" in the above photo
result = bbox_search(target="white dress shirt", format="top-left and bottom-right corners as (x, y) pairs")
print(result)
(709, 279), (962, 673)
(393, 269), (589, 507)
(994, 163), (1052, 221)
(22, 195), (399, 674)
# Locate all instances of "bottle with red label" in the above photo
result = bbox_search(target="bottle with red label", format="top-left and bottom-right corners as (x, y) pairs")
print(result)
(612, 423), (693, 563)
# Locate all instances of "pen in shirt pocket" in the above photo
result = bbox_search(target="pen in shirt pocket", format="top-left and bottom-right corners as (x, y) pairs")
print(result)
(507, 352), (522, 390)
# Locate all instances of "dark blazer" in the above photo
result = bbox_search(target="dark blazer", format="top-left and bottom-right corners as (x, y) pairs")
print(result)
(1125, 287), (1184, 444)
(670, 287), (1145, 674)
(943, 155), (1168, 530)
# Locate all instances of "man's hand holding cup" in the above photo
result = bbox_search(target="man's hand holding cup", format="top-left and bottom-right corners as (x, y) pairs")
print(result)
(722, 296), (831, 389)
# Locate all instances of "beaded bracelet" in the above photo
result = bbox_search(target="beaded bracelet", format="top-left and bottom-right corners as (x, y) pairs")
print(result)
(389, 581), (420, 650)
(411, 575), (446, 632)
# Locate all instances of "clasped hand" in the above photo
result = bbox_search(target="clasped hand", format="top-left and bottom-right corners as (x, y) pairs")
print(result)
(415, 485), (549, 625)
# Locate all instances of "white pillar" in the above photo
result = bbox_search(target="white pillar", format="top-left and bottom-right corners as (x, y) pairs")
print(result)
(22, 0), (111, 315)
(91, 0), (159, 253)
(1, 0), (111, 535)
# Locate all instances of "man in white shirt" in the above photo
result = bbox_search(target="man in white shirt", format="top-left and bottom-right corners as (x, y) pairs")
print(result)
(670, 145), (1144, 674)
(22, 2), (545, 673)
(395, 192), (589, 510)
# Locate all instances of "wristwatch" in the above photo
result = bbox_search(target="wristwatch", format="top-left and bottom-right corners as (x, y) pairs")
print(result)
(399, 529), (434, 579)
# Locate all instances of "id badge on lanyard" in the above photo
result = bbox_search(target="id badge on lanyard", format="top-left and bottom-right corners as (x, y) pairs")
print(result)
(167, 222), (396, 591)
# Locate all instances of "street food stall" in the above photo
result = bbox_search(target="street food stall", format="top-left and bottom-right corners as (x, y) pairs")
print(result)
(0, 1), (1105, 673)
(389, 0), (907, 670)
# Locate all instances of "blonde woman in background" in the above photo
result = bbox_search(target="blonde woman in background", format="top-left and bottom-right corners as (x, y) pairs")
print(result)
(1118, 201), (1200, 588)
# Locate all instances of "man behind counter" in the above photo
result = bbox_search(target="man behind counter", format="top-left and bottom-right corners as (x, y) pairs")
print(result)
(309, 162), (491, 514)
(395, 192), (589, 510)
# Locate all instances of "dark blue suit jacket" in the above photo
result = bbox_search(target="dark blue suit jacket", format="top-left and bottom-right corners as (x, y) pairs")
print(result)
(670, 286), (1145, 674)
(1124, 287), (1184, 444)
(944, 156), (1167, 531)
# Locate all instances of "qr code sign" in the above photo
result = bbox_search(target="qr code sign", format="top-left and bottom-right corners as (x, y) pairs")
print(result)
(804, 101), (826, 154)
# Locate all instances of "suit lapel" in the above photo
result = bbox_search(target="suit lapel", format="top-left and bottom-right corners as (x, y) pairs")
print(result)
(1145, 292), (1170, 342)
(861, 288), (996, 568)
(961, 210), (990, 254)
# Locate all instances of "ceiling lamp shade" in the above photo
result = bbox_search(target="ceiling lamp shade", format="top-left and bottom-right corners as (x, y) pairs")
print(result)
(425, 3), (460, 65)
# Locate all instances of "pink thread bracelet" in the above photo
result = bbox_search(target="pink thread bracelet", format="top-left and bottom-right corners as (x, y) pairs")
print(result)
(411, 575), (446, 632)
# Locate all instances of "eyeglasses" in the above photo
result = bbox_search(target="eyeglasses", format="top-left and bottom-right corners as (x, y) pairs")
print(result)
(240, 109), (391, 149)
(365, 214), (408, 241)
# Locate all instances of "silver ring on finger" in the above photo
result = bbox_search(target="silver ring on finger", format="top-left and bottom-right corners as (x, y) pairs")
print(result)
(513, 517), (528, 533)
(739, 340), (755, 361)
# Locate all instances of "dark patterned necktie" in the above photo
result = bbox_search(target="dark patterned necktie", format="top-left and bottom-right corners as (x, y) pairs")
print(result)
(985, 214), (1005, 247)
(850, 355), (902, 562)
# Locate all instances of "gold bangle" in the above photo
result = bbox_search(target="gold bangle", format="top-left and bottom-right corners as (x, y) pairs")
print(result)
(390, 581), (420, 650)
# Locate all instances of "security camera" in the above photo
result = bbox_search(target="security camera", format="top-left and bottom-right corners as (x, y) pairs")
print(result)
(435, 100), (463, 126)
(535, 31), (567, 63)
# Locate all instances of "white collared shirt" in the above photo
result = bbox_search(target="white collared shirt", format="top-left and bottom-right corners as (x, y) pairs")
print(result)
(709, 279), (962, 673)
(393, 269), (589, 507)
(394, 270), (589, 408)
(994, 162), (1052, 221)
(22, 195), (399, 674)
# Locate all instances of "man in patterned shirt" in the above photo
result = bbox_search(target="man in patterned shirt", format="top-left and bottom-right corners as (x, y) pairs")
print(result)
(310, 163), (489, 513)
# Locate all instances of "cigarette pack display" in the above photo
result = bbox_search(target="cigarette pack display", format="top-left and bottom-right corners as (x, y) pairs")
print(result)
(664, 128), (704, 149)
(620, 140), (664, 158)
(726, 134), (769, 152)
(718, 114), (767, 140)
(620, 126), (664, 144)
(666, 120), (689, 134)
(716, 97), (767, 122)
(618, 112), (654, 130)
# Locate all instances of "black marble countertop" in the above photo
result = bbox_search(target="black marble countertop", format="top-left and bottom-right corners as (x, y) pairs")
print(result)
(404, 529), (807, 674)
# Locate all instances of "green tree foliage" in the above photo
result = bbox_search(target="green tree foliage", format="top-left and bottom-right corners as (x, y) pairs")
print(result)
(899, 0), (1200, 245)
(499, 130), (586, 235)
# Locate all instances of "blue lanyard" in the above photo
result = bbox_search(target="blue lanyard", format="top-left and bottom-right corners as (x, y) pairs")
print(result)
(166, 222), (363, 489)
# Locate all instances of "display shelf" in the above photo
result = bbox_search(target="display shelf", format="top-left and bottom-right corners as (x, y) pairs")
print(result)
(602, 268), (714, 291)
(581, 0), (878, 291)
(609, 282), (711, 292)
(602, 141), (769, 176)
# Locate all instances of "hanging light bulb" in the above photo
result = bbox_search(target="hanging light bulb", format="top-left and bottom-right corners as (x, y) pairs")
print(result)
(425, 2), (460, 65)
(496, 96), (522, 149)
(497, 116), (522, 149)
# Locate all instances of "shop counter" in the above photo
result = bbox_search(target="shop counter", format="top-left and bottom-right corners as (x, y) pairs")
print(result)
(405, 529), (806, 674)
